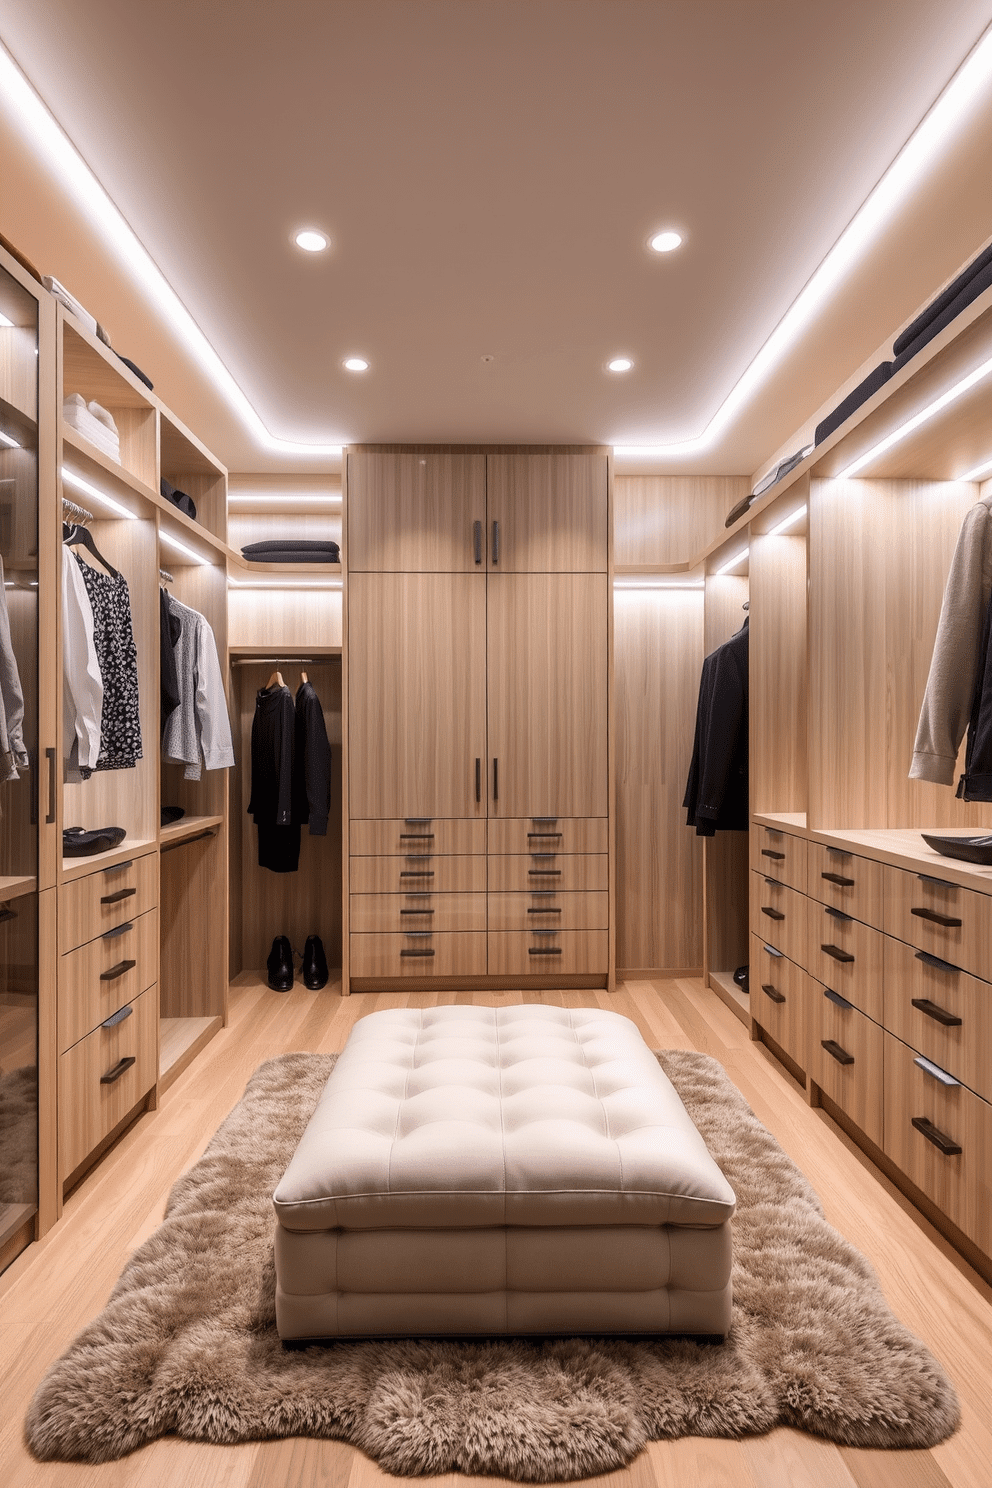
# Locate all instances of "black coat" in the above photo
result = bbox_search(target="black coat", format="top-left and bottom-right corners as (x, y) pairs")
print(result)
(683, 620), (749, 835)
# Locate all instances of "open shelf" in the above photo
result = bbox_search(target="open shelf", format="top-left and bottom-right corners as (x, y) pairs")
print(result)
(159, 1015), (223, 1091)
(708, 969), (750, 1027)
(61, 839), (157, 883)
(0, 874), (37, 901)
(160, 409), (226, 479)
(159, 814), (223, 847)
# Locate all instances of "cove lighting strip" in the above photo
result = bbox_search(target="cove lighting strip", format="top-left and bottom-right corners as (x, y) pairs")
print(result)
(612, 24), (992, 458)
(961, 455), (992, 480)
(0, 43), (344, 459)
(61, 465), (135, 519)
(0, 312), (15, 327)
(766, 504), (808, 536)
(228, 576), (342, 590)
(227, 492), (341, 505)
(613, 578), (704, 590)
(0, 429), (20, 449)
(160, 530), (209, 565)
(714, 548), (749, 576)
(837, 352), (992, 477)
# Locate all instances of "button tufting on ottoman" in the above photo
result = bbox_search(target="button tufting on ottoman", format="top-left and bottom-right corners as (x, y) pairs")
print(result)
(273, 1006), (736, 1339)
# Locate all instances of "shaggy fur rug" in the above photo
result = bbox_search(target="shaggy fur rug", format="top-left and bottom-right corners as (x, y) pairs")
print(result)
(25, 1050), (959, 1476)
(0, 1065), (37, 1205)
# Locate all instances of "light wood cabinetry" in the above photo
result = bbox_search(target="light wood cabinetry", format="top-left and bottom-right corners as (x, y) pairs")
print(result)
(751, 824), (807, 893)
(346, 451), (486, 572)
(883, 864), (992, 979)
(809, 983), (884, 1147)
(57, 984), (158, 1182)
(750, 935), (806, 1069)
(486, 451), (608, 572)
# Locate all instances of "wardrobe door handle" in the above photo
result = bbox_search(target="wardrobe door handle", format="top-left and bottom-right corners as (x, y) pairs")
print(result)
(761, 906), (785, 921)
(400, 949), (435, 958)
(914, 949), (960, 974)
(529, 947), (562, 956)
(100, 959), (136, 982)
(821, 943), (854, 963)
(760, 849), (785, 860)
(101, 887), (136, 906)
(821, 871), (856, 887)
(492, 520), (499, 564)
(493, 758), (498, 802)
(761, 983), (785, 1004)
(475, 757), (481, 803)
(100, 1055), (136, 1085)
(101, 1004), (133, 1030)
(911, 907), (962, 928)
(821, 1040), (854, 1066)
(911, 997), (962, 1027)
(45, 746), (56, 825)
(473, 520), (482, 565)
(911, 1116), (962, 1155)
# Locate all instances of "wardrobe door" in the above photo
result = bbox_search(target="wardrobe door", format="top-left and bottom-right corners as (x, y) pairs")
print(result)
(348, 572), (487, 819)
(346, 451), (487, 572)
(487, 572), (608, 818)
(486, 451), (608, 573)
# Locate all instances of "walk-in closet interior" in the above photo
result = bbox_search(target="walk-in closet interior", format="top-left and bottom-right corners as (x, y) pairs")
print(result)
(4, 3), (992, 1482)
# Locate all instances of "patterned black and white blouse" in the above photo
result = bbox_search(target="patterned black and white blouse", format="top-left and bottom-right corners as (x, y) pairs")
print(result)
(74, 555), (142, 771)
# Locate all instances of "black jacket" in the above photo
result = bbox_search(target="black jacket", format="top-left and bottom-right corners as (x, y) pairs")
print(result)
(958, 591), (992, 800)
(291, 681), (332, 835)
(683, 620), (749, 834)
(247, 685), (295, 827)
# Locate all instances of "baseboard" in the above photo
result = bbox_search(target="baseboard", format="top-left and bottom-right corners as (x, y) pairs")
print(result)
(618, 967), (703, 981)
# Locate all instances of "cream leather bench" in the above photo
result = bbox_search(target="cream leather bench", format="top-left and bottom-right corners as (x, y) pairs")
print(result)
(272, 1005), (736, 1340)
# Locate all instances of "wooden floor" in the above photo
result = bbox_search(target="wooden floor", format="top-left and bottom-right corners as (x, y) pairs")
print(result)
(2, 974), (991, 1488)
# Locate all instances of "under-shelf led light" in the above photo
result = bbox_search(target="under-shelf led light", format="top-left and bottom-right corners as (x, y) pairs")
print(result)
(766, 504), (808, 537)
(159, 530), (210, 565)
(0, 312), (14, 328)
(960, 455), (992, 481)
(614, 578), (704, 591)
(61, 465), (136, 519)
(228, 576), (342, 590)
(837, 352), (992, 477)
(0, 429), (20, 449)
(227, 492), (341, 505)
(714, 548), (749, 576)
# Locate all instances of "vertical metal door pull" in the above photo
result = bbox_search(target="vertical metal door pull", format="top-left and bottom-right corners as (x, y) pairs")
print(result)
(492, 520), (499, 564)
(473, 520), (482, 564)
(476, 757), (481, 802)
(493, 758), (498, 801)
(45, 747), (56, 824)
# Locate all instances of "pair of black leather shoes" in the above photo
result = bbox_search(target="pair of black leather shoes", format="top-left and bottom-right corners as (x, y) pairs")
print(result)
(266, 935), (328, 991)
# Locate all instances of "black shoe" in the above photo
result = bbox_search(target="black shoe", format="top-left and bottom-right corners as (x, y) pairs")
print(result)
(267, 935), (294, 991)
(302, 935), (328, 990)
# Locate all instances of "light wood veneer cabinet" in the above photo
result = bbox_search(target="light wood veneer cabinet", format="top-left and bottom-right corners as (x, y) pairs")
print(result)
(345, 446), (612, 989)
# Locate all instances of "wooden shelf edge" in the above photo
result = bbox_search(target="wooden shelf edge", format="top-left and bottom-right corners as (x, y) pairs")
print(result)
(158, 1015), (223, 1094)
(752, 811), (809, 835)
(708, 968), (751, 1027)
(0, 874), (38, 901)
(158, 814), (224, 847)
(61, 837), (157, 883)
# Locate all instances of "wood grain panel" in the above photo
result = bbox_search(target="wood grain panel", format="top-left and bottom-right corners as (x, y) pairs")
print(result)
(486, 451), (608, 572)
(703, 832), (749, 981)
(227, 587), (342, 651)
(349, 572), (487, 819)
(810, 983), (884, 1146)
(348, 853), (486, 894)
(487, 572), (608, 818)
(613, 589), (704, 973)
(486, 928), (608, 976)
(806, 899), (885, 1022)
(350, 818), (486, 856)
(614, 475), (749, 569)
(58, 851), (158, 954)
(882, 862), (992, 981)
(0, 322), (38, 420)
(486, 817), (608, 855)
(346, 450), (486, 571)
(884, 935), (992, 1101)
(349, 931), (487, 978)
(37, 886), (59, 1232)
(59, 908), (158, 1052)
(704, 574), (748, 654)
(750, 825), (807, 893)
(807, 842), (883, 926)
(58, 984), (157, 1181)
(749, 530), (807, 816)
(62, 322), (154, 408)
(749, 872), (807, 968)
(159, 828), (227, 1020)
(487, 853), (608, 892)
(750, 934), (807, 1071)
(487, 891), (609, 932)
(348, 892), (486, 934)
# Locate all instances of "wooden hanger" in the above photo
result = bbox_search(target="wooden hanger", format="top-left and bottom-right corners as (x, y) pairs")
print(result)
(266, 670), (286, 690)
(300, 670), (309, 685)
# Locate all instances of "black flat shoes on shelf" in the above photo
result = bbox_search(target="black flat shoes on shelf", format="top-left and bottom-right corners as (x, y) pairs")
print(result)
(266, 934), (328, 991)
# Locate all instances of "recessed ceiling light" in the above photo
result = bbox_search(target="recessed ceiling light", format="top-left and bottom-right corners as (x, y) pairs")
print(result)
(343, 357), (369, 373)
(294, 229), (328, 253)
(608, 357), (633, 373)
(648, 230), (683, 254)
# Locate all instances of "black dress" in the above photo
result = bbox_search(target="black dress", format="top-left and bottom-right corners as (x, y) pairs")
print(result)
(247, 684), (300, 873)
(75, 555), (142, 772)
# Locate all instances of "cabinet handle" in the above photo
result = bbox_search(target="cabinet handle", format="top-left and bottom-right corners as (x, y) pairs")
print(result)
(528, 906), (562, 915)
(101, 922), (134, 942)
(492, 520), (499, 564)
(404, 817), (432, 824)
(821, 1039), (854, 1066)
(911, 997), (962, 1026)
(476, 757), (481, 803)
(45, 746), (56, 825)
(825, 906), (853, 922)
(400, 908), (434, 916)
(529, 947), (562, 956)
(493, 758), (498, 801)
(917, 873), (955, 889)
(532, 817), (558, 824)
(473, 520), (482, 565)
(761, 906), (785, 921)
(911, 1116), (962, 1155)
(911, 906), (962, 928)
(104, 860), (134, 874)
(400, 949), (435, 958)
(100, 1055), (136, 1085)
(824, 987), (854, 1010)
(763, 875), (783, 887)
(761, 983), (786, 1004)
(762, 943), (783, 958)
(821, 871), (856, 887)
(400, 871), (434, 879)
(528, 832), (562, 840)
(403, 930), (433, 938)
(100, 958), (137, 982)
(100, 887), (136, 906)
(528, 869), (561, 877)
(914, 949), (961, 974)
(761, 849), (785, 860)
(101, 1004), (133, 1030)
(400, 832), (434, 840)
(821, 943), (854, 963)
(913, 1054), (960, 1087)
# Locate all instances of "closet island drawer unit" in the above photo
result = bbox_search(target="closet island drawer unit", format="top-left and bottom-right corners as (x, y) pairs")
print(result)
(808, 981), (884, 1147)
(487, 818), (609, 856)
(349, 855), (487, 895)
(488, 854), (609, 893)
(349, 932), (487, 978)
(883, 937), (991, 1102)
(350, 819), (487, 857)
(487, 891), (609, 932)
(59, 850), (159, 953)
(349, 894), (487, 934)
(487, 929), (609, 977)
(806, 900), (884, 1022)
(58, 909), (159, 1053)
(808, 843), (883, 926)
(751, 826), (807, 894)
(58, 985), (158, 1180)
(750, 935), (806, 1068)
(750, 873), (807, 966)
(883, 866), (992, 980)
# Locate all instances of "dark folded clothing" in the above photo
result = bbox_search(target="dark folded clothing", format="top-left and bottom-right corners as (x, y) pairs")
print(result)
(241, 539), (340, 563)
(815, 361), (893, 446)
(118, 353), (154, 390)
(240, 539), (340, 556)
(891, 258), (992, 373)
(161, 478), (197, 520)
(893, 241), (992, 357)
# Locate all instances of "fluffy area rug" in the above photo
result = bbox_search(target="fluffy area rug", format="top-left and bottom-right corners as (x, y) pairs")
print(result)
(0, 1064), (37, 1205)
(25, 1050), (960, 1477)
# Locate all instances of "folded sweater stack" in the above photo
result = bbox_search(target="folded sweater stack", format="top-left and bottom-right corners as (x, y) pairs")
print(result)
(63, 394), (121, 464)
(240, 538), (340, 564)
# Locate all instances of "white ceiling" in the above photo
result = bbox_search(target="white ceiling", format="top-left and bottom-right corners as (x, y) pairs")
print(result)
(3, 1), (992, 475)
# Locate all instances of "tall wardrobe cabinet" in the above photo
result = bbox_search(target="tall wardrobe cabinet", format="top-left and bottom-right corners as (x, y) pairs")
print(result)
(344, 447), (613, 991)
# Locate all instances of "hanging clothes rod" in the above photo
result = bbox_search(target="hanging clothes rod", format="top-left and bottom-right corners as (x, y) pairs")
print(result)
(159, 568), (175, 584)
(61, 496), (93, 525)
(230, 656), (325, 666)
(160, 827), (217, 854)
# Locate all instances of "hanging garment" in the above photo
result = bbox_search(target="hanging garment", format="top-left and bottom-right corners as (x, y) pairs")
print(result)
(248, 684), (300, 873)
(60, 545), (103, 779)
(161, 596), (235, 780)
(910, 493), (992, 786)
(683, 619), (749, 835)
(74, 553), (142, 771)
(159, 588), (182, 734)
(955, 588), (992, 800)
(292, 679), (332, 836)
(0, 555), (29, 784)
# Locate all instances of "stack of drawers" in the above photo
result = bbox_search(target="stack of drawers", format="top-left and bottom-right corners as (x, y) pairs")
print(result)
(487, 817), (608, 975)
(750, 821), (992, 1263)
(58, 852), (159, 1181)
(749, 826), (809, 1070)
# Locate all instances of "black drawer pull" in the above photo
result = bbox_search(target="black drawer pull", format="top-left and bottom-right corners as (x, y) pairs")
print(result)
(528, 906), (562, 914)
(404, 817), (431, 824)
(101, 1004), (133, 1030)
(473, 520), (482, 565)
(825, 906), (853, 922)
(911, 997), (962, 1027)
(403, 931), (433, 938)
(911, 1115), (962, 1155)
(761, 983), (785, 1004)
(914, 949), (960, 973)
(400, 908), (434, 915)
(100, 958), (136, 982)
(761, 849), (785, 860)
(492, 519), (499, 564)
(400, 870), (434, 878)
(532, 817), (558, 824)
(529, 947), (562, 956)
(918, 873), (955, 889)
(493, 757), (498, 801)
(821, 943), (855, 963)
(824, 987), (854, 1010)
(476, 757), (481, 803)
(821, 871), (856, 887)
(100, 1055), (136, 1085)
(913, 1054), (960, 1086)
(761, 906), (785, 920)
(400, 949), (435, 958)
(763, 876), (783, 887)
(101, 887), (136, 905)
(528, 832), (562, 839)
(400, 833), (434, 840)
(104, 860), (134, 873)
(821, 1039), (854, 1066)
(911, 907), (962, 928)
(531, 852), (557, 859)
(762, 943), (783, 958)
(529, 869), (561, 877)
(102, 921), (133, 940)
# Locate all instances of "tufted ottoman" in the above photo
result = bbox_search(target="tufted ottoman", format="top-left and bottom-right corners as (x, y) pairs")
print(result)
(272, 1006), (736, 1340)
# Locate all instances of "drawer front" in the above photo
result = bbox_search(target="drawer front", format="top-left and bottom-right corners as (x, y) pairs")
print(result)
(750, 872), (807, 967)
(58, 984), (157, 1181)
(808, 842), (883, 929)
(350, 931), (487, 978)
(750, 935), (807, 1070)
(751, 826), (807, 894)
(59, 852), (158, 954)
(809, 982), (883, 1147)
(350, 819), (486, 857)
(487, 891), (609, 932)
(806, 899), (884, 1022)
(883, 865), (992, 981)
(883, 1030), (991, 1254)
(349, 892), (487, 934)
(883, 936), (991, 1102)
(487, 929), (609, 977)
(488, 854), (608, 893)
(349, 854), (487, 894)
(59, 908), (159, 1053)
(487, 818), (609, 856)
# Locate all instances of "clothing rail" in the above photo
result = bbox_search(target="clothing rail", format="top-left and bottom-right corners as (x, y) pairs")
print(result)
(160, 828), (217, 854)
(159, 568), (174, 584)
(230, 656), (324, 666)
(61, 496), (93, 525)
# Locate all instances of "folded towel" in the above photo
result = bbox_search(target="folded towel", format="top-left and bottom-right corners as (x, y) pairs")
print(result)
(42, 276), (98, 337)
(86, 400), (118, 434)
(63, 395), (121, 463)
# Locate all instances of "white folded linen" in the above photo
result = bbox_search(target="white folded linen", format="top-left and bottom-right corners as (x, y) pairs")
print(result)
(42, 276), (99, 337)
(63, 394), (121, 464)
